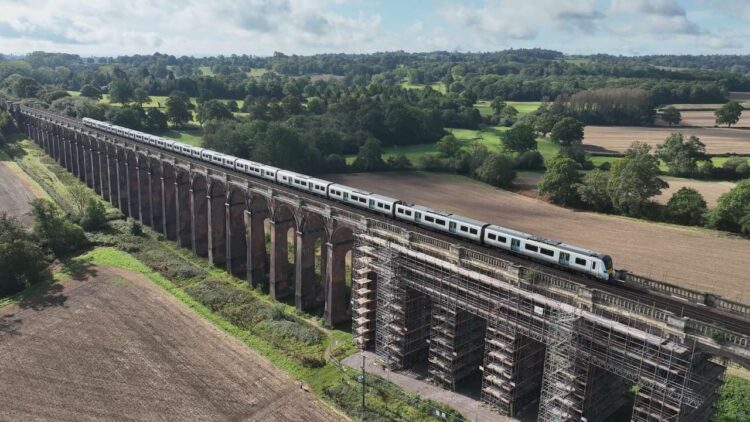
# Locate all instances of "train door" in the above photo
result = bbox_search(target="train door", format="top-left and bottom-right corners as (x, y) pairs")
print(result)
(448, 222), (457, 234)
(559, 252), (570, 266)
(368, 199), (375, 210)
(511, 238), (521, 252)
(343, 192), (349, 201)
(414, 212), (422, 223)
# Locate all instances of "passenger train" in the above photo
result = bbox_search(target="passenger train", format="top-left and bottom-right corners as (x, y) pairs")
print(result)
(81, 117), (614, 280)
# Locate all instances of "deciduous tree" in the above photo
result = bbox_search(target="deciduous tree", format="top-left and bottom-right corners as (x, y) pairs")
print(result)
(475, 154), (516, 188)
(715, 101), (744, 127)
(665, 187), (707, 226)
(661, 106), (682, 126)
(550, 117), (584, 147)
(607, 142), (668, 217)
(538, 157), (582, 206)
(502, 124), (537, 153)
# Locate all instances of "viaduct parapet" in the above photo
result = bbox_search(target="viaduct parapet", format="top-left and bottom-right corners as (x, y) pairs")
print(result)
(9, 103), (750, 422)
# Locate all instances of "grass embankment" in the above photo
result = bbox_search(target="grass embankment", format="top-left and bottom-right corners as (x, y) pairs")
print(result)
(6, 137), (463, 421)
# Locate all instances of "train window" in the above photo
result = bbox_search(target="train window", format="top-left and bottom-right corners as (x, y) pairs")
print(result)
(460, 226), (468, 233)
(469, 228), (478, 235)
(405, 210), (412, 216)
(351, 195), (358, 201)
(498, 236), (507, 243)
(359, 198), (366, 203)
(425, 216), (434, 223)
(384, 205), (391, 210)
(435, 218), (445, 226)
(592, 262), (597, 270)
(525, 244), (538, 253)
(575, 258), (587, 266)
(540, 248), (554, 257)
(301, 181), (307, 186)
(487, 233), (496, 240)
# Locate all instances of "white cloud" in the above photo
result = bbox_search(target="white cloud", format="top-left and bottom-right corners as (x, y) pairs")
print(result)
(612, 0), (685, 17)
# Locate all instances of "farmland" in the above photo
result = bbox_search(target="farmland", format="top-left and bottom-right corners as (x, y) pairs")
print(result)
(0, 264), (340, 421)
(0, 145), (48, 225)
(582, 125), (750, 154)
(325, 171), (750, 301)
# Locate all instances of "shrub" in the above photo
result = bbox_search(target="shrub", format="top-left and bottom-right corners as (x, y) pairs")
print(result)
(130, 220), (143, 236)
(183, 280), (253, 312)
(80, 198), (107, 231)
(474, 153), (516, 188)
(0, 214), (47, 296)
(538, 157), (582, 206)
(259, 319), (323, 345)
(30, 199), (87, 256)
(665, 187), (707, 226)
(514, 150), (545, 171)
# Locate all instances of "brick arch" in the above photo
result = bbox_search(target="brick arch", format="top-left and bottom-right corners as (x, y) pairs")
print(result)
(296, 211), (329, 313)
(226, 186), (248, 278)
(326, 225), (355, 327)
(207, 179), (227, 266)
(190, 173), (209, 257)
(161, 162), (177, 240)
(245, 192), (271, 288)
(175, 168), (192, 248)
(269, 201), (298, 301)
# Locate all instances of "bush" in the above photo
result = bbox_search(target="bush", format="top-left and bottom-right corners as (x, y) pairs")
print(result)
(259, 319), (323, 345)
(665, 187), (707, 226)
(514, 150), (545, 170)
(80, 198), (107, 231)
(183, 280), (254, 312)
(130, 220), (143, 236)
(474, 153), (516, 188)
(419, 154), (450, 172)
(0, 214), (47, 296)
(386, 153), (413, 170)
(717, 376), (750, 422)
(711, 179), (750, 234)
(30, 199), (87, 256)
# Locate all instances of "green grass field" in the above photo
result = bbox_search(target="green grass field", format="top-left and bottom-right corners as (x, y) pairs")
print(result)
(247, 68), (269, 77)
(399, 79), (447, 94)
(474, 100), (542, 117)
(345, 124), (560, 166)
(162, 129), (204, 146)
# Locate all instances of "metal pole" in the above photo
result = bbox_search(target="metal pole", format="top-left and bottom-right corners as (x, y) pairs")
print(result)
(361, 354), (366, 421)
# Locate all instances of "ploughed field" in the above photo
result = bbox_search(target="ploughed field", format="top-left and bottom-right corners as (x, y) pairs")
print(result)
(0, 266), (339, 421)
(326, 172), (750, 302)
(0, 154), (47, 225)
(582, 125), (750, 154)
(673, 110), (750, 128)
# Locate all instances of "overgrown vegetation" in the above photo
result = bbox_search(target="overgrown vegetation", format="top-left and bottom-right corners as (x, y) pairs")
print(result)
(717, 375), (750, 422)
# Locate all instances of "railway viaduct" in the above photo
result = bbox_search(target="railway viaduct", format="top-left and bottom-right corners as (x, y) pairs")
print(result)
(9, 103), (750, 422)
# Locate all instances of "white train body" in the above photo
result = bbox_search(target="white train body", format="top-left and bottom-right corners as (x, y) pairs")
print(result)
(80, 117), (614, 280)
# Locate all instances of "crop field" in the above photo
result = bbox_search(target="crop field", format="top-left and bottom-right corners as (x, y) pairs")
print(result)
(671, 110), (750, 128)
(654, 177), (735, 207)
(0, 147), (48, 225)
(325, 172), (750, 301)
(583, 125), (750, 154)
(0, 264), (339, 421)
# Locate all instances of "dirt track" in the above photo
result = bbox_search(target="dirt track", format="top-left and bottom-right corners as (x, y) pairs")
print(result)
(0, 158), (46, 225)
(0, 266), (340, 421)
(583, 125), (750, 154)
(327, 172), (750, 302)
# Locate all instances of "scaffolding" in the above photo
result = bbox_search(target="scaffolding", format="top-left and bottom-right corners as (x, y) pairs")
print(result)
(427, 298), (486, 391)
(537, 309), (589, 422)
(355, 225), (718, 421)
(351, 237), (377, 349)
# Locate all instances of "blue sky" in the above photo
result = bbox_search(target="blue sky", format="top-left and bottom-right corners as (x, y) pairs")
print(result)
(0, 0), (748, 56)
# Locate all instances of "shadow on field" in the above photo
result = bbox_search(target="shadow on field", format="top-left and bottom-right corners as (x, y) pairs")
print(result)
(0, 314), (23, 335)
(60, 255), (99, 282)
(17, 283), (68, 311)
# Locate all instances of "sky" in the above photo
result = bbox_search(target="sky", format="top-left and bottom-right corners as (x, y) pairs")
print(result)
(0, 0), (748, 57)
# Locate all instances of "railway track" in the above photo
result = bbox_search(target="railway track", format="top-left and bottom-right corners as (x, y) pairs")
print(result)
(22, 106), (750, 337)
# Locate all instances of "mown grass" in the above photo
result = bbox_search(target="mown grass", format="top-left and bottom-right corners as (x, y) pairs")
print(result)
(474, 100), (541, 117)
(11, 136), (458, 421)
(399, 79), (447, 94)
(161, 128), (204, 146)
(345, 125), (560, 167)
(248, 68), (269, 77)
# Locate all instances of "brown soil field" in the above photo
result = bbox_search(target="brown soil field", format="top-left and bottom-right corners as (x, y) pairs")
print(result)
(0, 158), (47, 225)
(731, 91), (750, 102)
(670, 110), (750, 128)
(583, 125), (750, 154)
(0, 266), (340, 421)
(655, 177), (736, 207)
(326, 172), (750, 302)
